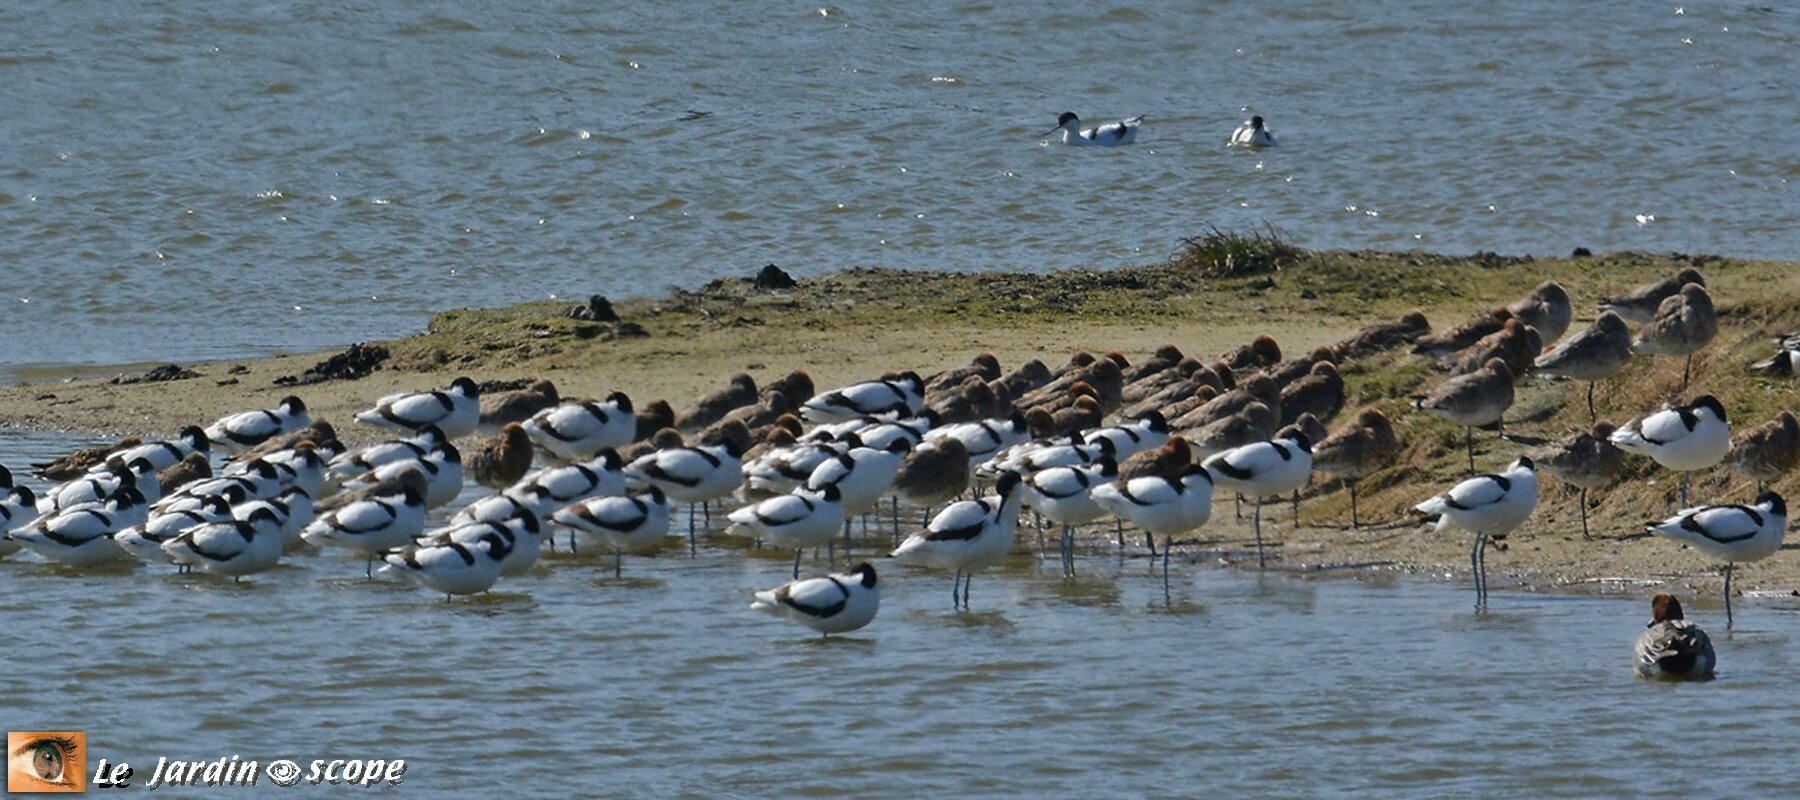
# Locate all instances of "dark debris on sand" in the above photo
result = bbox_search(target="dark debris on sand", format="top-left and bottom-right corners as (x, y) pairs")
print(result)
(273, 342), (389, 387)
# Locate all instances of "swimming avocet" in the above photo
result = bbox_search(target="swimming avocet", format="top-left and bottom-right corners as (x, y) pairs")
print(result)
(1047, 112), (1143, 147)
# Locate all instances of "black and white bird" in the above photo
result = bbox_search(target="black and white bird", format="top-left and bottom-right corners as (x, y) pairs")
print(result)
(204, 396), (311, 455)
(412, 512), (544, 577)
(90, 426), (210, 475)
(161, 506), (285, 581)
(342, 444), (464, 509)
(449, 484), (559, 530)
(234, 485), (316, 553)
(115, 495), (234, 565)
(552, 488), (672, 576)
(749, 562), (880, 637)
(510, 451), (627, 508)
(1414, 456), (1540, 609)
(523, 393), (637, 462)
(1611, 395), (1731, 508)
(805, 439), (911, 525)
(728, 484), (847, 578)
(626, 439), (745, 545)
(1092, 464), (1215, 586)
(1228, 115), (1276, 148)
(1083, 411), (1171, 460)
(1647, 490), (1786, 628)
(42, 457), (159, 512)
(1749, 333), (1800, 377)
(228, 443), (326, 498)
(1047, 112), (1143, 147)
(925, 412), (1031, 467)
(892, 472), (1023, 609)
(978, 434), (1114, 480)
(11, 488), (148, 566)
(301, 484), (429, 575)
(153, 460), (282, 513)
(1203, 433), (1313, 568)
(800, 373), (925, 423)
(379, 530), (514, 598)
(1634, 593), (1715, 680)
(1021, 457), (1119, 577)
(324, 426), (448, 490)
(743, 440), (846, 498)
(0, 486), (36, 559)
(354, 376), (481, 439)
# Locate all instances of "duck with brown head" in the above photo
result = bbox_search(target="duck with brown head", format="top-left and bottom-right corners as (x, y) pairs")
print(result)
(1634, 593), (1715, 680)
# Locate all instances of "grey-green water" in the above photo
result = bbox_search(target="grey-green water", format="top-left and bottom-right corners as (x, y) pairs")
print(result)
(3, 1), (1799, 372)
(6, 429), (1800, 797)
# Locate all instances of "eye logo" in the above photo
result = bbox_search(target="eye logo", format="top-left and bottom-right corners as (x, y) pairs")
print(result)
(7, 731), (87, 793)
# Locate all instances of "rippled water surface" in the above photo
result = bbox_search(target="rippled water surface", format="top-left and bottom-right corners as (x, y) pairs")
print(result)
(2, 1), (1798, 370)
(7, 429), (1800, 796)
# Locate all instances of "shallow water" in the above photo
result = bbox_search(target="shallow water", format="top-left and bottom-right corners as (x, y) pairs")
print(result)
(3, 1), (1798, 371)
(7, 430), (1800, 796)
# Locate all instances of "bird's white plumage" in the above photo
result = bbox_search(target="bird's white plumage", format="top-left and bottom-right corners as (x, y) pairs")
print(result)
(1611, 400), (1730, 472)
(301, 486), (428, 556)
(926, 415), (1029, 466)
(413, 515), (543, 577)
(1203, 436), (1313, 498)
(354, 378), (480, 438)
(162, 509), (285, 578)
(324, 428), (445, 488)
(750, 563), (880, 635)
(1414, 458), (1540, 535)
(1021, 460), (1118, 525)
(115, 497), (233, 564)
(523, 395), (636, 462)
(626, 443), (744, 504)
(348, 449), (464, 508)
(892, 475), (1023, 573)
(804, 443), (907, 516)
(800, 375), (925, 423)
(204, 397), (310, 454)
(1648, 495), (1787, 564)
(553, 489), (672, 554)
(380, 533), (511, 596)
(728, 486), (845, 551)
(1050, 113), (1144, 147)
(1091, 467), (1216, 535)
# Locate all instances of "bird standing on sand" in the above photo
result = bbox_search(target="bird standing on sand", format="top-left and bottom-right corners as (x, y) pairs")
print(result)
(1630, 283), (1718, 392)
(1048, 112), (1143, 147)
(1646, 490), (1786, 628)
(355, 377), (481, 439)
(749, 562), (880, 637)
(1311, 408), (1400, 528)
(1533, 312), (1633, 421)
(1611, 395), (1730, 509)
(1414, 358), (1515, 473)
(1726, 411), (1800, 492)
(1414, 456), (1539, 609)
(1634, 593), (1715, 680)
(677, 373), (758, 431)
(891, 438), (972, 531)
(1531, 422), (1624, 539)
(1228, 115), (1276, 147)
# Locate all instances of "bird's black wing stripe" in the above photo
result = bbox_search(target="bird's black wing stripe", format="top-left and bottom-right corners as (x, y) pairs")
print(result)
(924, 520), (987, 542)
(780, 577), (850, 618)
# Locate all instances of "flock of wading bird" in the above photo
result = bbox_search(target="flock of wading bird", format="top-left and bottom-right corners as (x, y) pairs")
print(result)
(2, 266), (1797, 675)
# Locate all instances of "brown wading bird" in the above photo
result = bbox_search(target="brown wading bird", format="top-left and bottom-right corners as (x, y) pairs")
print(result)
(1310, 408), (1399, 527)
(1630, 283), (1718, 392)
(315, 466), (430, 516)
(634, 399), (676, 441)
(31, 435), (142, 480)
(1412, 308), (1512, 358)
(1122, 357), (1203, 406)
(1222, 335), (1282, 372)
(1444, 318), (1540, 379)
(1123, 364), (1211, 418)
(1335, 310), (1430, 358)
(677, 373), (758, 431)
(992, 358), (1049, 400)
(479, 379), (559, 427)
(1414, 357), (1515, 473)
(1267, 347), (1336, 391)
(1506, 280), (1573, 345)
(890, 438), (972, 534)
(465, 422), (534, 489)
(158, 452), (213, 496)
(762, 369), (816, 412)
(1600, 266), (1705, 325)
(1276, 412), (1330, 521)
(1278, 362), (1345, 427)
(1634, 593), (1715, 680)
(1175, 374), (1280, 431)
(619, 428), (687, 464)
(927, 378), (998, 424)
(719, 392), (789, 431)
(1157, 385), (1218, 422)
(925, 353), (1002, 395)
(1726, 411), (1800, 492)
(1122, 344), (1186, 384)
(1531, 422), (1625, 539)
(1533, 311), (1632, 422)
(1187, 401), (1276, 459)
(1120, 435), (1192, 481)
